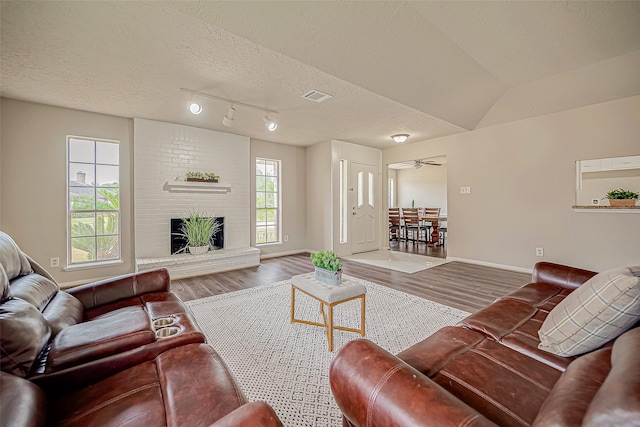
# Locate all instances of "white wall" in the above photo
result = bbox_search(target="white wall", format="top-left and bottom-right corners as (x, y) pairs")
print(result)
(396, 164), (447, 214)
(0, 98), (134, 285)
(250, 139), (307, 256)
(134, 119), (250, 258)
(305, 141), (333, 251)
(383, 95), (640, 272)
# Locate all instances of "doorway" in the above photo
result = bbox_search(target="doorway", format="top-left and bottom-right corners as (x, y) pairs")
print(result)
(387, 155), (447, 259)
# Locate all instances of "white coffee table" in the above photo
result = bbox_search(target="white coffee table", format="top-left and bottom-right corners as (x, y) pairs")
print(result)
(290, 273), (367, 352)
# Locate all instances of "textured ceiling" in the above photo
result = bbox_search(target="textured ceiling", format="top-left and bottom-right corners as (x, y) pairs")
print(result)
(2, 1), (640, 149)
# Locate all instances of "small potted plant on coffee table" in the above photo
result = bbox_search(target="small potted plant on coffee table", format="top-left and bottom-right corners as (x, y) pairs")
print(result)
(310, 250), (343, 285)
(604, 188), (639, 207)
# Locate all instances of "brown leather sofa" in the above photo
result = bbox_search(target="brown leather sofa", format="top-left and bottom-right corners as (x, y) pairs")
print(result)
(330, 262), (640, 426)
(0, 232), (282, 426)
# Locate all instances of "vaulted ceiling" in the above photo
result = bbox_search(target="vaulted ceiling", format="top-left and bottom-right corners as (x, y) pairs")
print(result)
(2, 1), (640, 149)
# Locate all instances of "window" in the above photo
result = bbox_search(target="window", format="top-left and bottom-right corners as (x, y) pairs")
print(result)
(388, 177), (395, 208)
(67, 136), (120, 265)
(256, 158), (281, 244)
(339, 159), (348, 243)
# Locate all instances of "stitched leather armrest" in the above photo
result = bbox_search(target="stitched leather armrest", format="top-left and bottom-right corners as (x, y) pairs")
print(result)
(531, 262), (597, 290)
(329, 339), (497, 427)
(209, 401), (283, 427)
(66, 268), (170, 310)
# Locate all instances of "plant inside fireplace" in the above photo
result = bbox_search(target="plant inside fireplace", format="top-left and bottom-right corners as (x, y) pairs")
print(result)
(173, 210), (221, 254)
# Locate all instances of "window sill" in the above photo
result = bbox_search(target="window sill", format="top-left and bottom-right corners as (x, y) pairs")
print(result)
(256, 242), (282, 247)
(64, 259), (124, 271)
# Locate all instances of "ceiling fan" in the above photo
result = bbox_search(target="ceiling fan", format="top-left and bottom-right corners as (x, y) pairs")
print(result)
(412, 159), (442, 169)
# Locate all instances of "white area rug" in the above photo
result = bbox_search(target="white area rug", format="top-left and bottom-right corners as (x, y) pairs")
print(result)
(186, 274), (469, 427)
(344, 249), (449, 273)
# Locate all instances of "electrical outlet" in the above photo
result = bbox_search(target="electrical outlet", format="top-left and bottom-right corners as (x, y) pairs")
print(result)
(535, 248), (544, 257)
(460, 186), (471, 194)
(284, 235), (289, 242)
(50, 257), (60, 268)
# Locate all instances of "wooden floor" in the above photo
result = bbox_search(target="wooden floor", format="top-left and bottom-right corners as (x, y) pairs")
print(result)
(172, 253), (530, 313)
(389, 239), (447, 258)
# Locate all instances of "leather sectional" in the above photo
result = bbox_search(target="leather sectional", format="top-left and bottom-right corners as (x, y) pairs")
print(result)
(0, 232), (282, 426)
(330, 262), (640, 426)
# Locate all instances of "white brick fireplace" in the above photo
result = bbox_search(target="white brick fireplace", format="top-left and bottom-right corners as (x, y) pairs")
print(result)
(133, 118), (259, 278)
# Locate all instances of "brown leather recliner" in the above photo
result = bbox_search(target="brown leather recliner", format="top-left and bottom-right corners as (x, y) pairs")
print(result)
(0, 232), (204, 388)
(0, 232), (284, 426)
(330, 262), (640, 426)
(1, 343), (282, 427)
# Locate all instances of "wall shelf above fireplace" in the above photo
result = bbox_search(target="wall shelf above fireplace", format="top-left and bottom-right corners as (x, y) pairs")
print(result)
(163, 181), (231, 194)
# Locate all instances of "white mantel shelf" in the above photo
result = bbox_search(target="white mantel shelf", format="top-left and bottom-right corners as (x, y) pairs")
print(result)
(163, 181), (231, 194)
(572, 205), (640, 213)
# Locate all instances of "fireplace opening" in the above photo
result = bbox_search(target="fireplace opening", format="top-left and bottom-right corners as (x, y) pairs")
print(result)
(170, 217), (224, 254)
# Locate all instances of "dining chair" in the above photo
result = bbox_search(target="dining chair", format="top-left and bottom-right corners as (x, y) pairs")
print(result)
(421, 207), (441, 244)
(388, 208), (401, 241)
(401, 208), (425, 244)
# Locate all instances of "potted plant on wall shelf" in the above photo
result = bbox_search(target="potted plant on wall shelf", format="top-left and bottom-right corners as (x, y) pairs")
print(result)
(173, 211), (221, 255)
(604, 188), (639, 207)
(310, 250), (343, 285)
(185, 171), (220, 183)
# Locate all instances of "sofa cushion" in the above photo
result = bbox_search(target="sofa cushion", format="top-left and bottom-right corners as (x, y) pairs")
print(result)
(538, 266), (640, 357)
(47, 306), (155, 372)
(531, 347), (611, 426)
(1, 265), (11, 302)
(10, 274), (59, 311)
(582, 327), (640, 426)
(0, 232), (32, 280)
(42, 291), (84, 336)
(0, 298), (52, 377)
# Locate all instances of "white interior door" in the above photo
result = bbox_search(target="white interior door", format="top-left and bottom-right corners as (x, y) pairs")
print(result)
(350, 163), (378, 254)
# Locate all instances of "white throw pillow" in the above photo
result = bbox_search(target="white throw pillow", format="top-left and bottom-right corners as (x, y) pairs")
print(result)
(538, 266), (640, 357)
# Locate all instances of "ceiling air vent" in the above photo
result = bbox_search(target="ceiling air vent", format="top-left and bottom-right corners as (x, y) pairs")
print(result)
(301, 90), (332, 103)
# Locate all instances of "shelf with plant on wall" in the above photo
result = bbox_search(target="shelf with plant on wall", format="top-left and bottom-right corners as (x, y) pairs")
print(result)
(164, 172), (230, 193)
(573, 188), (639, 212)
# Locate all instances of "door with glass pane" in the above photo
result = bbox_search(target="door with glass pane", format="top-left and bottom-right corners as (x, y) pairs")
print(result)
(350, 162), (378, 254)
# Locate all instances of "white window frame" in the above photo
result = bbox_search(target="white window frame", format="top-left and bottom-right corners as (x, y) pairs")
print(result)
(340, 159), (348, 244)
(255, 157), (282, 245)
(66, 135), (121, 268)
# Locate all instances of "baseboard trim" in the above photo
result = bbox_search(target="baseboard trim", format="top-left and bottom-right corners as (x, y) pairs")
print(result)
(260, 249), (311, 260)
(447, 257), (532, 274)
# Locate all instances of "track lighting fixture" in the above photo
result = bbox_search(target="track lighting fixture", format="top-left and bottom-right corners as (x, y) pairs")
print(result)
(189, 101), (202, 115)
(181, 88), (279, 131)
(264, 114), (278, 132)
(222, 105), (235, 127)
(391, 134), (409, 143)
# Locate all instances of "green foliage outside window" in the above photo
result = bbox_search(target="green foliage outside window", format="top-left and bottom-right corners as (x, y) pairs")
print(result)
(71, 188), (119, 262)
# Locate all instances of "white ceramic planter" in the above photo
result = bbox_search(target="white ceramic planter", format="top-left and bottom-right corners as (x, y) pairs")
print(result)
(188, 245), (209, 255)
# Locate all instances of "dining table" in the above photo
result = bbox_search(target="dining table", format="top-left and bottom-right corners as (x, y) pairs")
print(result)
(420, 215), (447, 246)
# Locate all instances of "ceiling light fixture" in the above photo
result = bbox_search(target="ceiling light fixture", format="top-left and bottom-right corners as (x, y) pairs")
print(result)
(392, 134), (409, 143)
(222, 105), (235, 127)
(189, 101), (202, 115)
(181, 88), (278, 131)
(263, 114), (278, 132)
